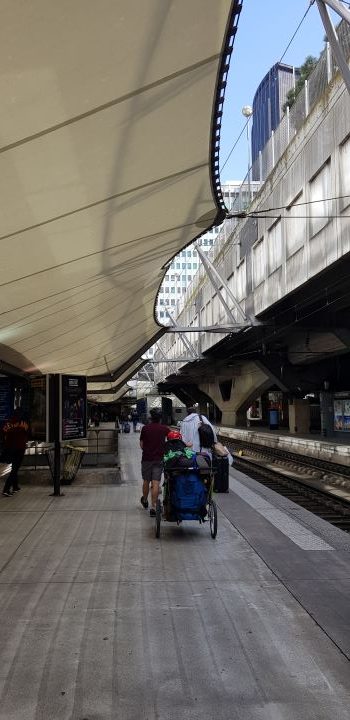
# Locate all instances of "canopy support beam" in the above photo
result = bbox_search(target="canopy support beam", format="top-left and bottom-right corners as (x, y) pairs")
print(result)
(195, 244), (248, 324)
(314, 0), (350, 95)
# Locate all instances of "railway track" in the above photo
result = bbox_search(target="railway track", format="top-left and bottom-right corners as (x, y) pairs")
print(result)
(218, 435), (350, 533)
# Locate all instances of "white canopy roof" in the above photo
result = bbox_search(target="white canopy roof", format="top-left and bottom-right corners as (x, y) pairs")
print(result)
(0, 1), (240, 391)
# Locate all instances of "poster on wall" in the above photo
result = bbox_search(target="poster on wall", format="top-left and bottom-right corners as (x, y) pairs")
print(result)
(343, 399), (350, 431)
(334, 399), (344, 431)
(247, 397), (262, 421)
(0, 377), (13, 424)
(30, 376), (48, 441)
(60, 375), (87, 441)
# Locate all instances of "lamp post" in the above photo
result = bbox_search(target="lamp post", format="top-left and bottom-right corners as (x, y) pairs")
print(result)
(242, 105), (253, 203)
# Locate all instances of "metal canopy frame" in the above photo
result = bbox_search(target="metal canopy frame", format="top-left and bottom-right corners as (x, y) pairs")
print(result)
(195, 244), (248, 324)
(166, 324), (257, 333)
(314, 0), (350, 94)
(163, 245), (258, 337)
(164, 306), (201, 359)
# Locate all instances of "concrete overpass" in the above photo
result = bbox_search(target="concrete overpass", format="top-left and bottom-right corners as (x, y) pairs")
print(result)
(155, 27), (350, 435)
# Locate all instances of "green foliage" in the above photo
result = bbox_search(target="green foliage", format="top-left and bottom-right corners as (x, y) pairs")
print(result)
(282, 55), (318, 113)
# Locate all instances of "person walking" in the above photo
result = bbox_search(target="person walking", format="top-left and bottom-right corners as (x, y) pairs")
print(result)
(180, 405), (217, 454)
(140, 408), (169, 517)
(131, 411), (138, 432)
(2, 409), (29, 496)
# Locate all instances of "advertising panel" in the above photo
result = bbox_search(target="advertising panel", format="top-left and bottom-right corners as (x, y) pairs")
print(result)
(247, 398), (262, 421)
(30, 376), (48, 441)
(0, 377), (13, 424)
(343, 399), (350, 431)
(61, 375), (87, 441)
(333, 399), (344, 431)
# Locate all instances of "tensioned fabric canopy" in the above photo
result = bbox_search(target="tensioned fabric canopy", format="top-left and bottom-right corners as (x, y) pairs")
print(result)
(0, 1), (240, 391)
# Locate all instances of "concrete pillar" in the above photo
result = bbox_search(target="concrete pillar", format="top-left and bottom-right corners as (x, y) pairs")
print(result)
(288, 399), (310, 434)
(199, 361), (272, 428)
(320, 391), (334, 438)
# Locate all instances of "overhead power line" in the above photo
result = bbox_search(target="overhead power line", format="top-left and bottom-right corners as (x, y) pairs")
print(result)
(278, 3), (313, 64)
(227, 194), (350, 220)
(220, 2), (313, 176)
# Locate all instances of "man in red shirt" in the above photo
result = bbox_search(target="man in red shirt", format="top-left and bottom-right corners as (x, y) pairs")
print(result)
(2, 409), (29, 496)
(140, 408), (169, 517)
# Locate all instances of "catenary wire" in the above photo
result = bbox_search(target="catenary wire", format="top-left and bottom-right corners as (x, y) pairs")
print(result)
(219, 2), (313, 176)
(278, 2), (313, 64)
(228, 193), (350, 217)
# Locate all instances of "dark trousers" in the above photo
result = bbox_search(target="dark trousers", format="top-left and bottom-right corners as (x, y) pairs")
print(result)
(2, 449), (25, 493)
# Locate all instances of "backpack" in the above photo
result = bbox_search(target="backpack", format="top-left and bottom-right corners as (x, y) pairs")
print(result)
(197, 415), (215, 449)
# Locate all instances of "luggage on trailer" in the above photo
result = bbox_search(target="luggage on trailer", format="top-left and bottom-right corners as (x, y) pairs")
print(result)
(212, 454), (229, 492)
(170, 471), (207, 521)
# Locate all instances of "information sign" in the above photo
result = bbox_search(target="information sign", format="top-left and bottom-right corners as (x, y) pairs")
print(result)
(30, 376), (48, 441)
(0, 377), (13, 424)
(60, 375), (87, 441)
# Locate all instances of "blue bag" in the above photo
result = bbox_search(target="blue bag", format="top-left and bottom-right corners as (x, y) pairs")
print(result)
(171, 472), (207, 520)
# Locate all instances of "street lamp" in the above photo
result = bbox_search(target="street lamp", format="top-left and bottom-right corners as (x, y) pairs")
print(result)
(242, 105), (253, 202)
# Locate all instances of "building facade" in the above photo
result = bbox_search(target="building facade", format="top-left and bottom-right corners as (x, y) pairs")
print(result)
(155, 180), (258, 324)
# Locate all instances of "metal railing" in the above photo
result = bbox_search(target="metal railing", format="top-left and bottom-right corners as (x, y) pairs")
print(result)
(22, 428), (119, 475)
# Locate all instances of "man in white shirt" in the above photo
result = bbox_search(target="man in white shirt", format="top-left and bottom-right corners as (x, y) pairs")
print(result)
(180, 405), (217, 453)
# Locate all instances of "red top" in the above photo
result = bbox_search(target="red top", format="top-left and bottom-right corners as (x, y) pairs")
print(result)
(140, 422), (170, 461)
(3, 417), (29, 451)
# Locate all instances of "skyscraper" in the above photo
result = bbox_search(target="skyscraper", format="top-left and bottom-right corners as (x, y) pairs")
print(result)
(251, 63), (298, 178)
(155, 181), (258, 323)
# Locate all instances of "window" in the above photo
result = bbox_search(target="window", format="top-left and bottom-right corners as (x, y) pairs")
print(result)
(176, 262), (180, 269)
(253, 238), (265, 287)
(177, 287), (181, 293)
(309, 161), (331, 236)
(267, 219), (282, 274)
(170, 274), (175, 281)
(187, 263), (192, 269)
(286, 193), (306, 257)
(182, 263), (186, 269)
(187, 250), (191, 256)
(171, 299), (175, 306)
(159, 311), (164, 318)
(193, 262), (197, 269)
(340, 137), (350, 210)
(171, 287), (175, 294)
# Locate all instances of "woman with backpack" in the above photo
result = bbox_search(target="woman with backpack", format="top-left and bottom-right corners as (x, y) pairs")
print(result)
(179, 405), (217, 454)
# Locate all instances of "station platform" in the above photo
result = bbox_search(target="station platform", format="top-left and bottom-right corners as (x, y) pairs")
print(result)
(218, 425), (350, 467)
(0, 434), (350, 718)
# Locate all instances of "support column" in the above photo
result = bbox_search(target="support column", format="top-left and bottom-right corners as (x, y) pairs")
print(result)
(199, 361), (272, 427)
(288, 399), (310, 434)
(320, 391), (334, 438)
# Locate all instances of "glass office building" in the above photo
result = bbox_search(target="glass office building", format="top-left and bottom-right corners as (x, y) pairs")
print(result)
(251, 63), (297, 179)
(155, 181), (257, 323)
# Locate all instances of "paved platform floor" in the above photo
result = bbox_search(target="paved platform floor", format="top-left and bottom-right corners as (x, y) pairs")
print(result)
(0, 433), (349, 719)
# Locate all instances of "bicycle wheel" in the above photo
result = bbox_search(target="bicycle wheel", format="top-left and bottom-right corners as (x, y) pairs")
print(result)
(155, 498), (161, 538)
(208, 498), (217, 539)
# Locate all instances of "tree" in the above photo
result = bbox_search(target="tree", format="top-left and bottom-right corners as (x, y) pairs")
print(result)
(283, 55), (318, 113)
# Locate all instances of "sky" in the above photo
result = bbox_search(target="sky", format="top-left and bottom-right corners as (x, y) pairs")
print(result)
(219, 0), (337, 182)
